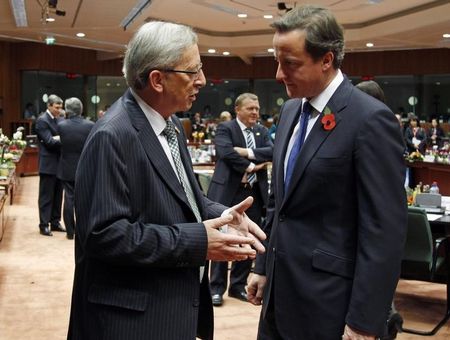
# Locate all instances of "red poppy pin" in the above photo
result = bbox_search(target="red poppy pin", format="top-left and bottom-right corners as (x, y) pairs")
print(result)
(321, 106), (336, 131)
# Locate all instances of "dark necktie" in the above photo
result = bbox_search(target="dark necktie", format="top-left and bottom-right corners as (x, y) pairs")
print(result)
(163, 120), (201, 222)
(284, 101), (313, 192)
(244, 127), (256, 186)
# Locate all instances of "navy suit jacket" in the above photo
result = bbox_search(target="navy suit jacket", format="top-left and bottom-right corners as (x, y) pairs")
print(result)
(57, 116), (94, 181)
(68, 89), (226, 340)
(36, 111), (61, 175)
(208, 120), (273, 207)
(254, 77), (408, 338)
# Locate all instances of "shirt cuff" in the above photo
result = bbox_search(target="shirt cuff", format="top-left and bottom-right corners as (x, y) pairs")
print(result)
(247, 148), (255, 160)
(246, 162), (256, 173)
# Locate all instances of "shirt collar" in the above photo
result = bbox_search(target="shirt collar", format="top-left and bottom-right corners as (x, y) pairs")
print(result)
(236, 118), (252, 131)
(130, 89), (169, 136)
(46, 110), (57, 119)
(308, 69), (344, 114)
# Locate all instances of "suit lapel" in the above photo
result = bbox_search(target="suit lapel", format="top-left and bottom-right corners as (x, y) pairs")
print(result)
(123, 91), (193, 212)
(280, 78), (352, 207)
(233, 120), (247, 147)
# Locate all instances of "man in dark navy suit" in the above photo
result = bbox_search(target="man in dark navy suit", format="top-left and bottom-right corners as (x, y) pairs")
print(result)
(68, 21), (266, 340)
(35, 94), (65, 236)
(208, 93), (273, 306)
(247, 5), (407, 340)
(57, 97), (94, 239)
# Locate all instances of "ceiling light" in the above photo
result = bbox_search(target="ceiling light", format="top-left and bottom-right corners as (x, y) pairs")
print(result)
(267, 48), (275, 53)
(222, 51), (230, 56)
(46, 17), (55, 22)
(443, 33), (450, 38)
(208, 49), (216, 53)
(237, 14), (247, 18)
(368, 0), (383, 4)
(76, 32), (85, 38)
(366, 42), (374, 47)
(10, 0), (28, 27)
(263, 15), (273, 19)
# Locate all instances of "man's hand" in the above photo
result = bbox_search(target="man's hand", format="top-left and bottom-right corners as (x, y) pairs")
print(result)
(234, 146), (249, 158)
(226, 197), (266, 253)
(247, 273), (266, 305)
(204, 214), (258, 261)
(252, 162), (270, 172)
(342, 325), (376, 340)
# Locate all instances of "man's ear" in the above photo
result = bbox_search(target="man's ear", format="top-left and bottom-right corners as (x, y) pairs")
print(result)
(148, 70), (164, 93)
(322, 51), (334, 71)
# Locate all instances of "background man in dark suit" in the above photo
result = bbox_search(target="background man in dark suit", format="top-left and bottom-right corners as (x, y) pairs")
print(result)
(247, 5), (407, 340)
(57, 97), (94, 240)
(208, 93), (273, 306)
(68, 21), (266, 340)
(35, 94), (65, 236)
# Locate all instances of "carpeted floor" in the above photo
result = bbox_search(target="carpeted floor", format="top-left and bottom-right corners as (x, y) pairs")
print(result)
(0, 176), (448, 339)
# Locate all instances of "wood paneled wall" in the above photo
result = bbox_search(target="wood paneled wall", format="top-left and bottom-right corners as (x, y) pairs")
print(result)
(1, 41), (450, 136)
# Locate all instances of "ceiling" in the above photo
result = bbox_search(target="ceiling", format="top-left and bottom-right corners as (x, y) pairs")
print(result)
(1, 0), (449, 63)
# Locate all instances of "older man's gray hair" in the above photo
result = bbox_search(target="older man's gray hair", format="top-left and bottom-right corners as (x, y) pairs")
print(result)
(123, 20), (198, 91)
(64, 97), (83, 118)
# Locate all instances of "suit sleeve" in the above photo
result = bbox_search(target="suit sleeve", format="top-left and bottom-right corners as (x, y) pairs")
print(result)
(346, 108), (408, 335)
(214, 123), (251, 173)
(36, 118), (60, 150)
(253, 126), (274, 162)
(75, 129), (208, 268)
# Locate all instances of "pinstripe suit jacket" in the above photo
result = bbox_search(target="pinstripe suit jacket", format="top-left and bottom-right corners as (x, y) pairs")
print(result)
(68, 89), (225, 340)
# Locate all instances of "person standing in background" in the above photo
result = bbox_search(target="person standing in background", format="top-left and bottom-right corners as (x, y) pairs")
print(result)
(247, 5), (407, 340)
(404, 115), (427, 154)
(208, 93), (273, 306)
(35, 94), (65, 236)
(355, 80), (405, 340)
(57, 97), (94, 240)
(427, 118), (445, 149)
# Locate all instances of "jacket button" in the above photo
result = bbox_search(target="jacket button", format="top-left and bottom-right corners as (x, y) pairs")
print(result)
(272, 247), (276, 253)
(193, 299), (200, 307)
(279, 214), (285, 222)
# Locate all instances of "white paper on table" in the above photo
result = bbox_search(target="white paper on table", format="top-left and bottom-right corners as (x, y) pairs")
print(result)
(427, 214), (443, 221)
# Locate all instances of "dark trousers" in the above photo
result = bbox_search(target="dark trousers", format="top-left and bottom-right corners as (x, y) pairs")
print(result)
(210, 184), (264, 295)
(62, 180), (75, 236)
(38, 173), (63, 228)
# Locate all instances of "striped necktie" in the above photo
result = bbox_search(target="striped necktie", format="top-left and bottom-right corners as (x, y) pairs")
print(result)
(163, 120), (201, 222)
(284, 101), (312, 192)
(245, 127), (256, 186)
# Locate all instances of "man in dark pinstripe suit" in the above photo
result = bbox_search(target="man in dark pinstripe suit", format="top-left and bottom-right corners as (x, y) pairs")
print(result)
(67, 21), (266, 340)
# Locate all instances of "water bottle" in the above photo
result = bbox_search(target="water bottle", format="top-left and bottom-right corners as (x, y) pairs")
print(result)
(430, 181), (440, 194)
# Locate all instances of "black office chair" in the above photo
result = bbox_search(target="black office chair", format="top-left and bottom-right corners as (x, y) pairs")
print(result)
(399, 206), (450, 336)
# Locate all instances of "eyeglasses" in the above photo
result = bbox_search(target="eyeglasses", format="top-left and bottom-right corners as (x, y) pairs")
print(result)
(161, 63), (203, 80)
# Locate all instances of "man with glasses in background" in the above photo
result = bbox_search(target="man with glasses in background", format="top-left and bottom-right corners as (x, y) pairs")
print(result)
(68, 21), (266, 340)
